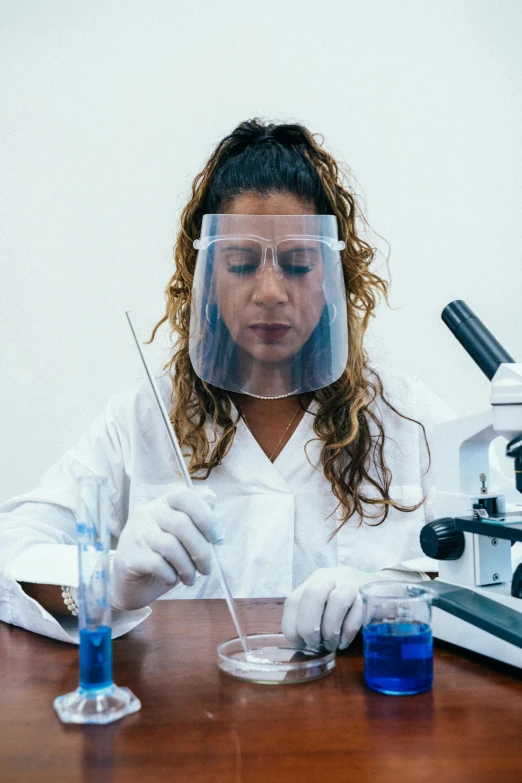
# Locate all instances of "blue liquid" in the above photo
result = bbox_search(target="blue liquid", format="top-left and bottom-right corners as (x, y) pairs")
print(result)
(79, 626), (112, 691)
(363, 622), (433, 695)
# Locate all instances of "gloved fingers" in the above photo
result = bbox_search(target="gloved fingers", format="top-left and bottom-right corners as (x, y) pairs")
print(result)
(154, 508), (213, 576)
(281, 582), (307, 648)
(283, 570), (337, 650)
(339, 594), (364, 650)
(320, 582), (358, 650)
(145, 527), (199, 586)
(193, 485), (217, 508)
(115, 548), (179, 588)
(161, 486), (223, 544)
(295, 571), (337, 649)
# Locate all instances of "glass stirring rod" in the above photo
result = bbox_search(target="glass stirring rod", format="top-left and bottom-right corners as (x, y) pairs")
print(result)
(125, 311), (250, 654)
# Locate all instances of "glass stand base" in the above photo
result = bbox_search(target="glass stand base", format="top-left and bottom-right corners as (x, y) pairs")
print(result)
(54, 683), (141, 724)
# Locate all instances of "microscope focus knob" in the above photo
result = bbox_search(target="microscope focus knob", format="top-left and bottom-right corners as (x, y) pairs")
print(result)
(420, 518), (465, 560)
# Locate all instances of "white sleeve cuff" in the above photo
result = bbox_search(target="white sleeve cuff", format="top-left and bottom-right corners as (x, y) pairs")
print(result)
(379, 568), (429, 583)
(1, 565), (151, 645)
(4, 542), (81, 587)
(383, 556), (438, 575)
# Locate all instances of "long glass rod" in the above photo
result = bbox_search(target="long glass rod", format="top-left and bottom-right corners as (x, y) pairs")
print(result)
(125, 311), (250, 653)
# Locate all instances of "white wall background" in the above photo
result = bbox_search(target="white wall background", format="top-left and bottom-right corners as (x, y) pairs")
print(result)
(1, 0), (521, 500)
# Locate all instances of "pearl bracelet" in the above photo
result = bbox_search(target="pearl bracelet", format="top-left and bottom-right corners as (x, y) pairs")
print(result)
(61, 585), (79, 616)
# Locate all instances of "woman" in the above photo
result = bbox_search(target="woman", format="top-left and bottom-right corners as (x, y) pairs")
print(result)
(0, 119), (452, 648)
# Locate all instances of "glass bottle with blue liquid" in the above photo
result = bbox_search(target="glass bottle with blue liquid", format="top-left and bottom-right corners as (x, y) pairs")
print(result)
(54, 476), (141, 724)
(359, 581), (434, 696)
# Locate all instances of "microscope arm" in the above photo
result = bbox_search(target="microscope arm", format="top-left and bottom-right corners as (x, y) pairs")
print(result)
(433, 301), (522, 519)
(419, 301), (522, 667)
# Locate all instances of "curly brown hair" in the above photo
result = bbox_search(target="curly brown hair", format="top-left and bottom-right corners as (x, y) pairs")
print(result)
(150, 119), (426, 530)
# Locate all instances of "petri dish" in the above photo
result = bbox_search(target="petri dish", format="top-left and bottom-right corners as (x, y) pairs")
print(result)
(217, 633), (335, 684)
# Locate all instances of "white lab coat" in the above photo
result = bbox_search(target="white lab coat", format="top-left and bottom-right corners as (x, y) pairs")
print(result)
(0, 366), (454, 643)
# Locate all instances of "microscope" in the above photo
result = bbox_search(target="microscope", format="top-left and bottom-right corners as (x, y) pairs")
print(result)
(420, 300), (522, 668)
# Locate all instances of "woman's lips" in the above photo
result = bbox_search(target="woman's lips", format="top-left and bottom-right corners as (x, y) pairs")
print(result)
(249, 323), (291, 342)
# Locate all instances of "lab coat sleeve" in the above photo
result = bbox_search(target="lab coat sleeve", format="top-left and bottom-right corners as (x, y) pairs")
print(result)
(384, 375), (456, 577)
(0, 390), (150, 643)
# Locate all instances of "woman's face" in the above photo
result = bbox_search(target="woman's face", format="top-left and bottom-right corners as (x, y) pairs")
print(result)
(213, 193), (326, 370)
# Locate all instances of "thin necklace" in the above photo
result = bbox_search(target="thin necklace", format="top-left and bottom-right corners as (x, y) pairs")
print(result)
(238, 389), (300, 400)
(240, 404), (301, 462)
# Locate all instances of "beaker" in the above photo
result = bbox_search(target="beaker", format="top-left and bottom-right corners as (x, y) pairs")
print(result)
(359, 581), (434, 696)
(54, 476), (141, 723)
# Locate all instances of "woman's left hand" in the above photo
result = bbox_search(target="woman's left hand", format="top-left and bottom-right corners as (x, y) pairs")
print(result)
(282, 566), (397, 652)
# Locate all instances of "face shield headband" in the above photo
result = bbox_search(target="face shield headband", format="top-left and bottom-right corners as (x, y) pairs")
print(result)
(189, 214), (349, 399)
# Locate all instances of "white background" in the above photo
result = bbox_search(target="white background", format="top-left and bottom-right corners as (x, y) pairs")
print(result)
(1, 1), (521, 500)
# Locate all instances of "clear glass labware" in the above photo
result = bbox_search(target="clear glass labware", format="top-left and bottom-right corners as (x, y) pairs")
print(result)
(53, 476), (141, 724)
(359, 581), (434, 696)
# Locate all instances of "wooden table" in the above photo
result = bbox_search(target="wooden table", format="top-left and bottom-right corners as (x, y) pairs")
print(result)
(1, 599), (521, 783)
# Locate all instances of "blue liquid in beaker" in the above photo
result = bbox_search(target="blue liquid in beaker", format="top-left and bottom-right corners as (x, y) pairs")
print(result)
(79, 626), (112, 691)
(363, 622), (433, 695)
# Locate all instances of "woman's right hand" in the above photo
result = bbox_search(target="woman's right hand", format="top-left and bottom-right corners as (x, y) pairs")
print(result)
(111, 485), (223, 610)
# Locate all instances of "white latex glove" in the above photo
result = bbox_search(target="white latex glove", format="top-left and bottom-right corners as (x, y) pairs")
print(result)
(282, 566), (423, 652)
(111, 485), (222, 611)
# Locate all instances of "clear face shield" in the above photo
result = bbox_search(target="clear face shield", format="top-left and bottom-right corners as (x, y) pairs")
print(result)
(189, 214), (349, 398)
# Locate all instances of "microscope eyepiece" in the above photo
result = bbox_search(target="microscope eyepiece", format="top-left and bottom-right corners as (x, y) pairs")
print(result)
(441, 300), (475, 333)
(441, 300), (515, 380)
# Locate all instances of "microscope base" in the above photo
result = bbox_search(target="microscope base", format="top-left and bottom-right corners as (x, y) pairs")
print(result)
(431, 581), (522, 669)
